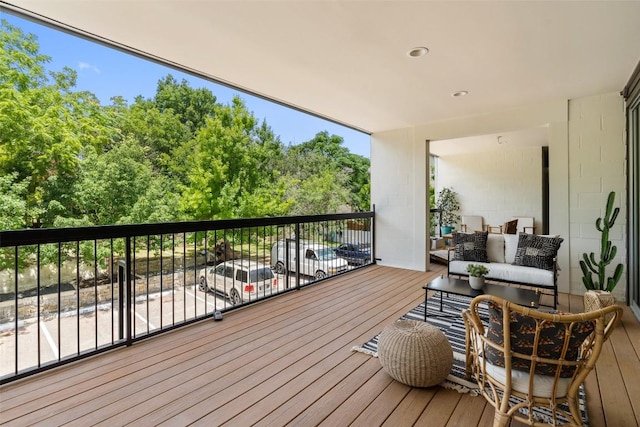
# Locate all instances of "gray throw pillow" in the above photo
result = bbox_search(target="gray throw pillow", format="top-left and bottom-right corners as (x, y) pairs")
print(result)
(513, 234), (563, 270)
(452, 231), (489, 262)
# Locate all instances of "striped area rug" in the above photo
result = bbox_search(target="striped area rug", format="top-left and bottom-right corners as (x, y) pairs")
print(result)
(351, 292), (589, 426)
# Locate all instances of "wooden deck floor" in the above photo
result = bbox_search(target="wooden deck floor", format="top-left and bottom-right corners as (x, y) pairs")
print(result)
(1, 264), (639, 426)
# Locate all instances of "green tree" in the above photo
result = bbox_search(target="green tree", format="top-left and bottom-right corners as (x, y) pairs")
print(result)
(280, 131), (368, 213)
(74, 138), (153, 225)
(181, 96), (287, 219)
(119, 177), (180, 224)
(0, 20), (114, 227)
(0, 173), (28, 230)
(154, 75), (218, 136)
(119, 98), (189, 179)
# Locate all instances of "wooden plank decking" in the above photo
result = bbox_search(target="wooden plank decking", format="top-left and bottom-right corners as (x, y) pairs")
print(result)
(1, 264), (639, 426)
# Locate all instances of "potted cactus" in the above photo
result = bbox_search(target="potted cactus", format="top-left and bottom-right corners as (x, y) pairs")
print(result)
(579, 191), (623, 315)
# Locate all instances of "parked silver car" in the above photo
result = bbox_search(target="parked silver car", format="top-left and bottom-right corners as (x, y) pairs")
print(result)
(198, 260), (278, 305)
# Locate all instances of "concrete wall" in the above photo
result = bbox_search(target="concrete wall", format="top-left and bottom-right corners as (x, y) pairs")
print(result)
(370, 127), (429, 270)
(568, 93), (626, 300)
(436, 145), (543, 233)
(371, 93), (628, 299)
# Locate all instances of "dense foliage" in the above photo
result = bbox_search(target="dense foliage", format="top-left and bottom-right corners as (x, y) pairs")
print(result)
(0, 20), (371, 231)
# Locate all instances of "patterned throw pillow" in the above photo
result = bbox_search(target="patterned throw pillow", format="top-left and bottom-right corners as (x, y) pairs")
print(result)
(452, 231), (489, 262)
(484, 302), (595, 377)
(513, 234), (563, 270)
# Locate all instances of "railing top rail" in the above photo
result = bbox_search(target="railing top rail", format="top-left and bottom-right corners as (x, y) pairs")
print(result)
(0, 211), (374, 247)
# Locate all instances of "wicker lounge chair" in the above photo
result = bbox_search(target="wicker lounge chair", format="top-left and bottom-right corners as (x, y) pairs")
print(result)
(462, 294), (623, 426)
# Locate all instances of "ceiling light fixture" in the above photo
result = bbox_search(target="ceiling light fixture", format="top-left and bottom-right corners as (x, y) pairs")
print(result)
(407, 47), (429, 58)
(452, 90), (469, 97)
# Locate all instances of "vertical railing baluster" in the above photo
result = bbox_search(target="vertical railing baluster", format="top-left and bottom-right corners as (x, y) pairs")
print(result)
(94, 239), (98, 350)
(76, 241), (80, 354)
(183, 232), (186, 322)
(172, 233), (175, 325)
(57, 242), (61, 361)
(145, 236), (150, 335)
(125, 236), (132, 346)
(210, 230), (215, 314)
(110, 239), (114, 344)
(37, 245), (41, 367)
(118, 260), (124, 342)
(159, 234), (163, 329)
(205, 230), (210, 312)
(372, 204), (376, 264)
(193, 234), (198, 317)
(14, 246), (18, 375)
(295, 223), (300, 290)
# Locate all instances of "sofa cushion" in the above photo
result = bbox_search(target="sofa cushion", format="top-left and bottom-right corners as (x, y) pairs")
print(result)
(513, 234), (563, 271)
(484, 358), (572, 398)
(503, 233), (520, 264)
(486, 233), (505, 263)
(449, 260), (555, 287)
(452, 231), (489, 262)
(484, 301), (595, 377)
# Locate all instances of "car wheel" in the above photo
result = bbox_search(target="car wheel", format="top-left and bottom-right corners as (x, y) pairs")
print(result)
(314, 270), (327, 279)
(275, 261), (286, 275)
(229, 288), (242, 305)
(198, 277), (207, 292)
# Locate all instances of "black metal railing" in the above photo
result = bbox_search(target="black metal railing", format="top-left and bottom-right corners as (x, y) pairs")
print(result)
(0, 211), (374, 384)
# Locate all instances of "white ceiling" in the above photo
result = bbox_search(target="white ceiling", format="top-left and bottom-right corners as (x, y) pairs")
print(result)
(430, 126), (549, 157)
(3, 1), (640, 138)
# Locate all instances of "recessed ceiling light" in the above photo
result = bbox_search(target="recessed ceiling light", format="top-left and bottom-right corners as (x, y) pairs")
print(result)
(407, 47), (429, 58)
(452, 91), (469, 97)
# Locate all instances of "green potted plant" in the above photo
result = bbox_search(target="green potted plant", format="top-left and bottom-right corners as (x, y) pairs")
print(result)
(579, 191), (623, 314)
(466, 264), (489, 290)
(436, 187), (461, 236)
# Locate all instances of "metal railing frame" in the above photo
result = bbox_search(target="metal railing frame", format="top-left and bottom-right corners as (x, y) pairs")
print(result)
(0, 211), (374, 384)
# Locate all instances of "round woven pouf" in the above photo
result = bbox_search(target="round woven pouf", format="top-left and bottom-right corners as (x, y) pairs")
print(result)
(377, 320), (453, 387)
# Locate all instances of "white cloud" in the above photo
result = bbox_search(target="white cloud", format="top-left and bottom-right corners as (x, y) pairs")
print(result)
(78, 61), (101, 74)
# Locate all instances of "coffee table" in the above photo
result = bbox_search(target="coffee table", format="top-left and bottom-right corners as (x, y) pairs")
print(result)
(422, 276), (540, 321)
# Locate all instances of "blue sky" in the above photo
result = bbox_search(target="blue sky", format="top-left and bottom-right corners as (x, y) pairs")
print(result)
(3, 13), (370, 157)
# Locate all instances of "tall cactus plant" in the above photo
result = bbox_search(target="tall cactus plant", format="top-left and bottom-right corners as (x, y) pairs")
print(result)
(579, 191), (624, 292)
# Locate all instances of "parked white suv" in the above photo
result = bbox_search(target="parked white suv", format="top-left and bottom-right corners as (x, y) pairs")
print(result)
(198, 260), (278, 305)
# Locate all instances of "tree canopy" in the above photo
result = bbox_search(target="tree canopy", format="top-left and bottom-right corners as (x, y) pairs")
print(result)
(0, 19), (370, 231)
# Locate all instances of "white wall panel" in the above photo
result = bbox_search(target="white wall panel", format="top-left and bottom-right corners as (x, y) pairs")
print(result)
(371, 128), (428, 270)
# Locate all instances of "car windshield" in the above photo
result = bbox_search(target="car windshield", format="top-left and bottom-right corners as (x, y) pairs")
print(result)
(316, 248), (338, 260)
(249, 268), (274, 282)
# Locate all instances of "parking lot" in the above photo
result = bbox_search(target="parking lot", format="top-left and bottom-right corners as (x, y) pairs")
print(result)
(0, 271), (303, 378)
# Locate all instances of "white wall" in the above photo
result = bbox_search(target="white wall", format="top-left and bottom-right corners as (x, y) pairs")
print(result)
(568, 93), (626, 300)
(370, 127), (429, 270)
(436, 146), (543, 233)
(371, 93), (627, 299)
(371, 100), (571, 292)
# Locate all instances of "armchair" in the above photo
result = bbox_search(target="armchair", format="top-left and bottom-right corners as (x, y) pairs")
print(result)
(513, 216), (536, 234)
(462, 294), (623, 427)
(461, 215), (484, 233)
